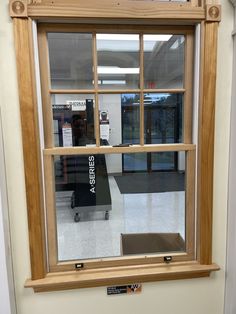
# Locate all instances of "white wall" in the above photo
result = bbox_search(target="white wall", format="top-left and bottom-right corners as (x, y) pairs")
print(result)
(0, 195), (12, 314)
(0, 110), (16, 314)
(0, 197), (12, 314)
(224, 3), (236, 313)
(0, 1), (233, 314)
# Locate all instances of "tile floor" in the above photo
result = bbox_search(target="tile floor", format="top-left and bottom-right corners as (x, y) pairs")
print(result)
(56, 176), (185, 261)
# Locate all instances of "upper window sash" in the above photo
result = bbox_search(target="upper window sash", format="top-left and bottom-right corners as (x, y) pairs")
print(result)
(37, 25), (194, 149)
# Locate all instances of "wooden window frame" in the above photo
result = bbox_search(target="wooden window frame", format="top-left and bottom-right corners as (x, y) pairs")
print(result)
(39, 24), (195, 272)
(9, 0), (221, 292)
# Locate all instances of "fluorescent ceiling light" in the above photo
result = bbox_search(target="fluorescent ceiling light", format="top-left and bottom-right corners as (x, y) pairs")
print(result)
(97, 66), (139, 74)
(100, 80), (126, 85)
(94, 80), (126, 85)
(97, 34), (139, 41)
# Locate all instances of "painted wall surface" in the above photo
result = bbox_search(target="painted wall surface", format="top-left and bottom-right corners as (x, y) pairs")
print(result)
(0, 117), (15, 313)
(0, 0), (233, 314)
(0, 198), (12, 314)
(225, 5), (236, 314)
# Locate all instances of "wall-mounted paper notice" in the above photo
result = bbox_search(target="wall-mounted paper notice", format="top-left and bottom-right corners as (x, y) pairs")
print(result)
(62, 122), (73, 147)
(100, 124), (110, 141)
(66, 100), (86, 111)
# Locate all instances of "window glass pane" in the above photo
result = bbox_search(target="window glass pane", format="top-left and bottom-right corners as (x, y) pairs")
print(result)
(48, 33), (94, 89)
(51, 94), (95, 147)
(123, 152), (182, 172)
(53, 152), (186, 261)
(98, 93), (140, 146)
(151, 152), (176, 171)
(123, 153), (147, 172)
(144, 34), (185, 89)
(97, 34), (140, 90)
(144, 93), (183, 144)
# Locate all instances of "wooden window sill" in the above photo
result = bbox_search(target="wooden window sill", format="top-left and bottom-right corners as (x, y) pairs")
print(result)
(25, 262), (220, 292)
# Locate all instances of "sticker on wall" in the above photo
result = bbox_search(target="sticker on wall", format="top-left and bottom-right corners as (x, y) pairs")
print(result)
(107, 284), (142, 295)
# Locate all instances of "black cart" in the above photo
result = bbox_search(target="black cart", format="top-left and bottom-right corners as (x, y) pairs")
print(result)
(70, 154), (112, 222)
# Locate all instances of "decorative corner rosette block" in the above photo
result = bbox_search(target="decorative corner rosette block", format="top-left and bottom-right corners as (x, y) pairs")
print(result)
(9, 0), (28, 17)
(206, 4), (221, 22)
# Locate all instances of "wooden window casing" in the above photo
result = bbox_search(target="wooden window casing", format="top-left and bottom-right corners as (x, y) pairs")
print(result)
(39, 24), (195, 273)
(9, 0), (221, 292)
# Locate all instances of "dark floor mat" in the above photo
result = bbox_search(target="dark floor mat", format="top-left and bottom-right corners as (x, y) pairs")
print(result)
(114, 172), (185, 194)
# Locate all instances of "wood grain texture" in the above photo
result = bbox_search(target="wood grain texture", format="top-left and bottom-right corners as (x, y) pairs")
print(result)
(9, 0), (28, 17)
(92, 32), (100, 146)
(37, 23), (195, 33)
(27, 0), (205, 20)
(184, 31), (194, 143)
(43, 144), (196, 156)
(37, 28), (54, 148)
(50, 252), (191, 272)
(13, 18), (47, 279)
(140, 33), (144, 146)
(197, 21), (218, 265)
(43, 155), (58, 270)
(30, 0), (199, 4)
(185, 150), (196, 259)
(205, 5), (221, 22)
(25, 262), (220, 292)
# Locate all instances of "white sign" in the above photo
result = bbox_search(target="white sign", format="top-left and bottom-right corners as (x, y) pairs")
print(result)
(100, 124), (110, 141)
(62, 123), (73, 147)
(66, 100), (86, 111)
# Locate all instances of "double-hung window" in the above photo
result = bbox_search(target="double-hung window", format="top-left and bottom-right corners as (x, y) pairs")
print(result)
(38, 25), (196, 272)
(10, 0), (221, 292)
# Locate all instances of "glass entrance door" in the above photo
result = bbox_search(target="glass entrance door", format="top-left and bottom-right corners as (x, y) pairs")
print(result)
(121, 98), (145, 172)
(122, 93), (182, 172)
(144, 96), (178, 172)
